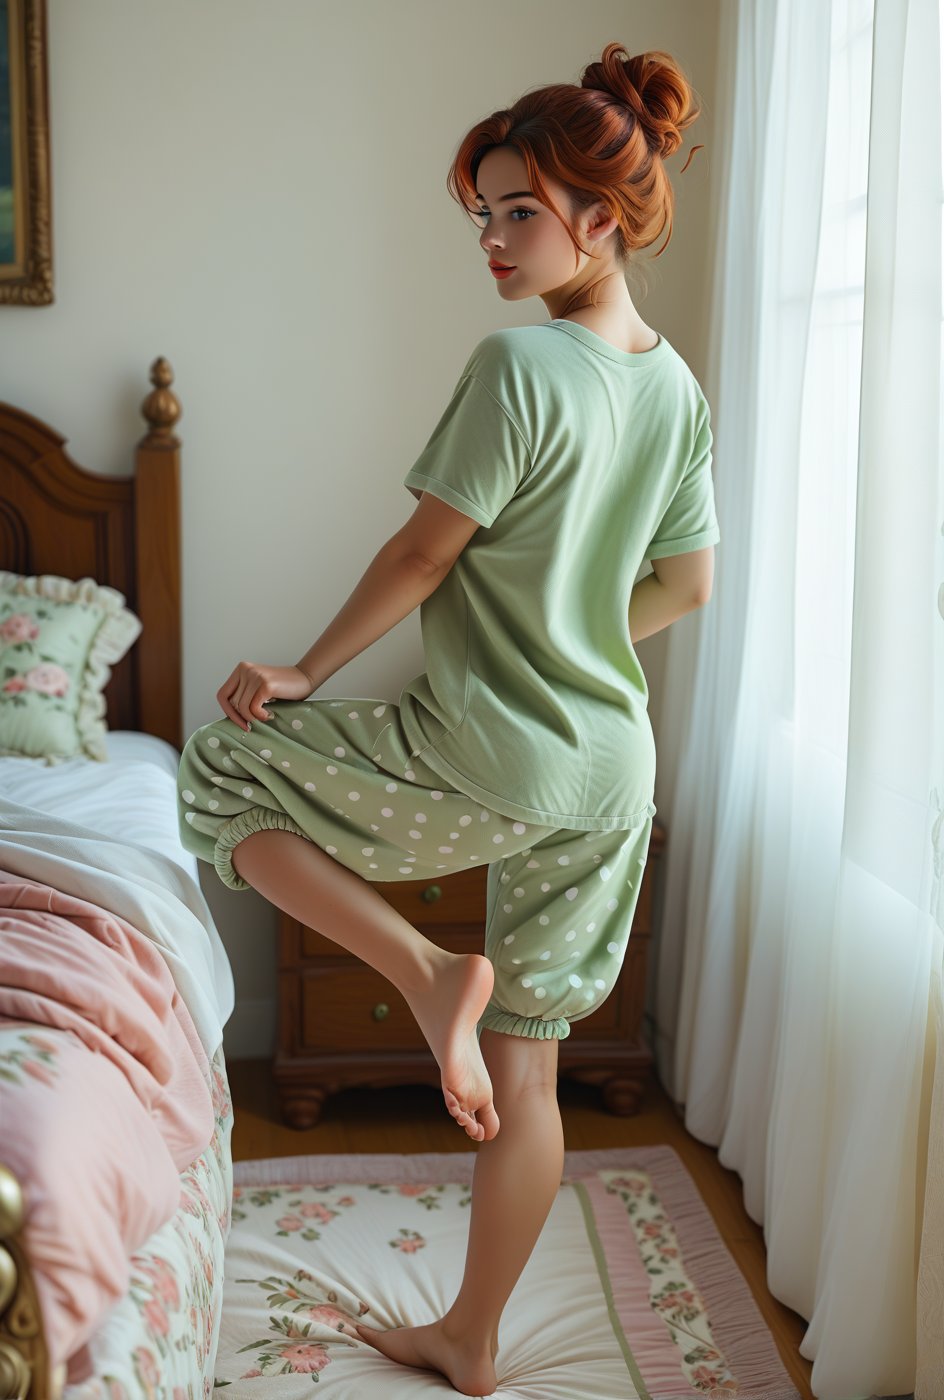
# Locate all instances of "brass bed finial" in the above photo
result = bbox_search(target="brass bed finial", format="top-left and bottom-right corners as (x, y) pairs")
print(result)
(0, 1162), (48, 1399)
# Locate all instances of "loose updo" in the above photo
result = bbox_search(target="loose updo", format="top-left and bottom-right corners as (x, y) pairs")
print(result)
(448, 41), (704, 266)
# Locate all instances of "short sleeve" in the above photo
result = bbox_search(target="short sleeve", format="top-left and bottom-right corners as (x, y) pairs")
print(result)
(403, 371), (533, 529)
(646, 400), (721, 559)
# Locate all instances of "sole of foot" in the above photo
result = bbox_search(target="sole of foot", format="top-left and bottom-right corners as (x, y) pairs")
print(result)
(407, 952), (500, 1142)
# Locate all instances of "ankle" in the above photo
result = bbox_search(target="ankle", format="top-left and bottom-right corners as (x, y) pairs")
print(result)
(440, 1311), (499, 1356)
(400, 942), (456, 999)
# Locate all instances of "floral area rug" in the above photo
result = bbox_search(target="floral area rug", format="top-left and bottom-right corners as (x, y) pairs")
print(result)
(213, 1145), (800, 1398)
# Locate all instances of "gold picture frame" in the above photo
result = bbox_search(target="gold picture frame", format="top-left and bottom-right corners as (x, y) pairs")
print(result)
(0, 0), (52, 305)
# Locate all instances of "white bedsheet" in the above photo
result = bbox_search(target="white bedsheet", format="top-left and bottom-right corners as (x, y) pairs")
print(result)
(0, 729), (197, 879)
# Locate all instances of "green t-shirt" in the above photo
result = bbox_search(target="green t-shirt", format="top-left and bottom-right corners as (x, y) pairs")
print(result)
(398, 319), (720, 830)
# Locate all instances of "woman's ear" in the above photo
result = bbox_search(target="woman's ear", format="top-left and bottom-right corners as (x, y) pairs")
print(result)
(585, 204), (620, 249)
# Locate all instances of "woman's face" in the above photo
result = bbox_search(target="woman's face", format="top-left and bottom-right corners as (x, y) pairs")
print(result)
(473, 146), (619, 317)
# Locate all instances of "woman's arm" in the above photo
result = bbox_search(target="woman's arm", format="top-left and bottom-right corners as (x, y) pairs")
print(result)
(294, 492), (481, 691)
(629, 572), (706, 644)
(629, 546), (715, 643)
(293, 541), (445, 692)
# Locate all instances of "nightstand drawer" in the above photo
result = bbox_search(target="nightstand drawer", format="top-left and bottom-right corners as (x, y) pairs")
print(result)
(301, 925), (483, 960)
(298, 865), (488, 961)
(296, 957), (625, 1050)
(299, 965), (426, 1053)
(377, 866), (487, 927)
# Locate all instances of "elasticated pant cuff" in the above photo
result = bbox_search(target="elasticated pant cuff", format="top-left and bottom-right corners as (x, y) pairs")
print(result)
(215, 805), (313, 891)
(477, 1006), (572, 1040)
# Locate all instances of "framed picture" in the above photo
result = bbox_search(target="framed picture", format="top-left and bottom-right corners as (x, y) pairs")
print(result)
(0, 0), (52, 305)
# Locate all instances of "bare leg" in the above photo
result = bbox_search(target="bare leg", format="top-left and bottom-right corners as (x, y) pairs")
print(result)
(356, 1030), (564, 1395)
(230, 828), (499, 1141)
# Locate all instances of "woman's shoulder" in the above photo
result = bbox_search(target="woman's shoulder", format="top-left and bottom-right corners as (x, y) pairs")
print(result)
(459, 325), (556, 395)
(465, 323), (544, 362)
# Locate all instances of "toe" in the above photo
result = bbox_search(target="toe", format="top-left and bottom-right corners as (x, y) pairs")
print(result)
(446, 1091), (471, 1124)
(477, 1100), (501, 1141)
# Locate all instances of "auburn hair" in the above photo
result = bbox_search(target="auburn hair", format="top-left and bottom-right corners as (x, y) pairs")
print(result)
(447, 41), (704, 265)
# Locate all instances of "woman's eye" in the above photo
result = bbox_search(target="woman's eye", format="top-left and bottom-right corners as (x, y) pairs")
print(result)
(475, 207), (535, 223)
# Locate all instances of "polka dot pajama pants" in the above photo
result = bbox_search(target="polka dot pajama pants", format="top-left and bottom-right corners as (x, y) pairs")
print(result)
(176, 697), (653, 1041)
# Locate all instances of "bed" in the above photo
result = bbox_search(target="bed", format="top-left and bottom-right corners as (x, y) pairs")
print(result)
(0, 363), (237, 1400)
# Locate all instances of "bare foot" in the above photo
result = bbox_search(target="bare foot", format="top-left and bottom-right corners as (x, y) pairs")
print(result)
(406, 952), (500, 1142)
(355, 1318), (498, 1397)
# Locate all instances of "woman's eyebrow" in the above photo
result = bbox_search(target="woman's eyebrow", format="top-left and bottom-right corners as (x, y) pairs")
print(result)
(474, 190), (537, 203)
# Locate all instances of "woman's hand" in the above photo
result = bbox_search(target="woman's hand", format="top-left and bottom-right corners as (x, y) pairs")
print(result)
(216, 663), (314, 733)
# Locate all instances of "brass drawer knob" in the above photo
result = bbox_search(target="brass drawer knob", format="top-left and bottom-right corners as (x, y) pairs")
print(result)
(421, 884), (443, 903)
(372, 1002), (390, 1021)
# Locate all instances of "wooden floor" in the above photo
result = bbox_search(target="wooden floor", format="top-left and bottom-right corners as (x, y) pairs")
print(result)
(227, 1058), (815, 1400)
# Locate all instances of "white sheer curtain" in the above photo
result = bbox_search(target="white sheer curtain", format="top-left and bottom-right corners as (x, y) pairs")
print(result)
(650, 0), (943, 1395)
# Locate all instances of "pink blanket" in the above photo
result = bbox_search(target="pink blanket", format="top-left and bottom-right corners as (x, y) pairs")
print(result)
(0, 871), (216, 1384)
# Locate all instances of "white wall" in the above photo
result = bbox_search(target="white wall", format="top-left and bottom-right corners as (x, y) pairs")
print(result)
(2, 0), (723, 1057)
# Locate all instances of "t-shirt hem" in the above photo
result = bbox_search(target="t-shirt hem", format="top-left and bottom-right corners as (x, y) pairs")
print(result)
(406, 741), (657, 832)
(402, 470), (495, 528)
(646, 522), (720, 559)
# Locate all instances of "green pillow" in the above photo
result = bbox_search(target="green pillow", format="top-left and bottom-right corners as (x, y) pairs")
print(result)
(0, 572), (143, 765)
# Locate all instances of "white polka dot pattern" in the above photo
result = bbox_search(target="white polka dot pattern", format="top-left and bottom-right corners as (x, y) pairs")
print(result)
(175, 698), (653, 1037)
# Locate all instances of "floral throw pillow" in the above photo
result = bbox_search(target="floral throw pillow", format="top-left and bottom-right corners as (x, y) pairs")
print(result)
(0, 572), (143, 765)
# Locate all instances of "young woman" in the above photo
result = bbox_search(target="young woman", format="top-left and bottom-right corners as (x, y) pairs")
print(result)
(177, 39), (718, 1397)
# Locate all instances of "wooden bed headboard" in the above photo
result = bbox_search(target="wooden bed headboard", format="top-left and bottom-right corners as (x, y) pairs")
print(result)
(0, 358), (183, 752)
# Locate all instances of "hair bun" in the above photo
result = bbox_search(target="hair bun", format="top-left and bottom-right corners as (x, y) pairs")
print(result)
(581, 41), (700, 164)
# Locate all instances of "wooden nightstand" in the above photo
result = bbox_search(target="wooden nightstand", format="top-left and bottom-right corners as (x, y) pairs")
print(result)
(273, 820), (665, 1128)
